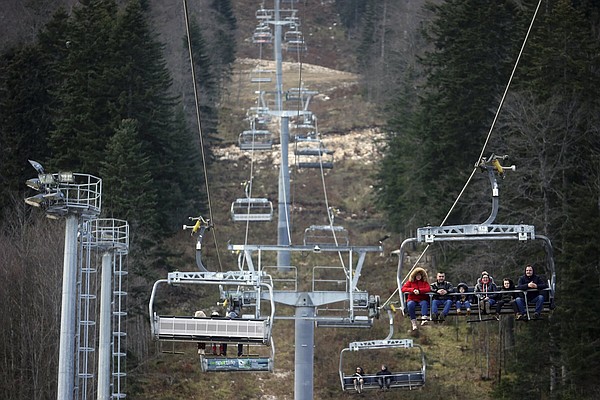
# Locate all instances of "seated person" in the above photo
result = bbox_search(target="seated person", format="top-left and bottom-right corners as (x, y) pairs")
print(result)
(430, 272), (454, 322)
(353, 366), (365, 393)
(401, 267), (431, 330)
(475, 271), (497, 314)
(515, 264), (548, 320)
(194, 310), (207, 354)
(376, 364), (392, 390)
(494, 278), (519, 320)
(455, 283), (473, 315)
(210, 311), (227, 356)
(225, 305), (244, 356)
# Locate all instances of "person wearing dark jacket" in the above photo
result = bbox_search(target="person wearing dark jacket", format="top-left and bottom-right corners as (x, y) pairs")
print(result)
(515, 264), (548, 320)
(494, 278), (519, 320)
(430, 272), (454, 323)
(455, 283), (473, 315)
(376, 364), (393, 390)
(401, 267), (431, 330)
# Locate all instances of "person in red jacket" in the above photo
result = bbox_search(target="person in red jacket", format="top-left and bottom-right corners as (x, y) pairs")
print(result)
(401, 267), (431, 330)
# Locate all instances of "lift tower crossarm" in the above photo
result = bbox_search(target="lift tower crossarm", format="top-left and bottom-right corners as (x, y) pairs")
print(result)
(348, 339), (415, 351)
(417, 224), (535, 243)
(227, 244), (382, 253)
(167, 271), (267, 284)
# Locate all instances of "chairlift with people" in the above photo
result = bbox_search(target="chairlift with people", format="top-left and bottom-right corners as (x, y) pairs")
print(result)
(339, 339), (426, 391)
(149, 269), (276, 372)
(395, 155), (556, 322)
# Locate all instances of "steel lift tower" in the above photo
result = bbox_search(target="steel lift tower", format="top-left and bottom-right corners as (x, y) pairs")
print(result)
(267, 2), (382, 398)
(24, 161), (102, 400)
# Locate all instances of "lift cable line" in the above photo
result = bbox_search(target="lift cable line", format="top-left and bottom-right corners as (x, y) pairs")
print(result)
(317, 156), (348, 273)
(382, 0), (544, 308)
(182, 0), (223, 271)
(243, 44), (264, 248)
(288, 0), (306, 236)
(284, 17), (346, 269)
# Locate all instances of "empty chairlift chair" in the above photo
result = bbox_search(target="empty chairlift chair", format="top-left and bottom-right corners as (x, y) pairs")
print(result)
(255, 8), (273, 21)
(315, 290), (381, 329)
(295, 136), (334, 169)
(231, 198), (273, 222)
(283, 15), (300, 29)
(238, 129), (273, 151)
(304, 225), (349, 247)
(250, 69), (274, 84)
(284, 30), (307, 53)
(286, 88), (318, 112)
(231, 181), (273, 222)
(252, 23), (273, 44)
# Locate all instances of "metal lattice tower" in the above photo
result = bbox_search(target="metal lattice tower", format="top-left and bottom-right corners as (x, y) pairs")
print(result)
(79, 219), (129, 400)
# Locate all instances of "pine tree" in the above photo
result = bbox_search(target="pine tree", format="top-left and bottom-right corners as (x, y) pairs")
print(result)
(0, 45), (52, 216)
(100, 118), (159, 245)
(209, 0), (237, 79)
(112, 0), (196, 232)
(0, 9), (71, 218)
(356, 0), (377, 71)
(377, 0), (521, 230)
(184, 17), (220, 148)
(495, 1), (600, 396)
(47, 0), (119, 174)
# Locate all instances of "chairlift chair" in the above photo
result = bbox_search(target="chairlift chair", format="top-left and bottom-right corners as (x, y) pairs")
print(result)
(238, 130), (273, 151)
(295, 137), (334, 169)
(149, 271), (275, 345)
(286, 88), (318, 112)
(284, 30), (304, 42)
(246, 106), (271, 125)
(250, 69), (274, 84)
(284, 31), (307, 53)
(284, 16), (300, 28)
(255, 8), (273, 21)
(231, 197), (274, 222)
(252, 24), (273, 44)
(285, 40), (308, 53)
(339, 339), (426, 392)
(304, 225), (348, 246)
(315, 291), (381, 329)
(395, 155), (556, 320)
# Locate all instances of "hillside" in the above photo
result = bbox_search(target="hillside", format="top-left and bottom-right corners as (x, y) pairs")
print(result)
(133, 9), (496, 400)
(133, 56), (497, 398)
(0, 1), (503, 399)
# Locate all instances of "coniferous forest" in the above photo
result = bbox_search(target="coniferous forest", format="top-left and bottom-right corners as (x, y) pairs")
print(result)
(1, 0), (600, 399)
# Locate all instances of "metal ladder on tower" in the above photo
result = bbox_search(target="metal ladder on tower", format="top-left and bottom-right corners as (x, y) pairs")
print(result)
(75, 224), (98, 400)
(112, 249), (127, 399)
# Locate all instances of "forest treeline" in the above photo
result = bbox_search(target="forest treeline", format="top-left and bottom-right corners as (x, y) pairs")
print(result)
(1, 0), (599, 399)
(362, 0), (600, 398)
(0, 0), (235, 399)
